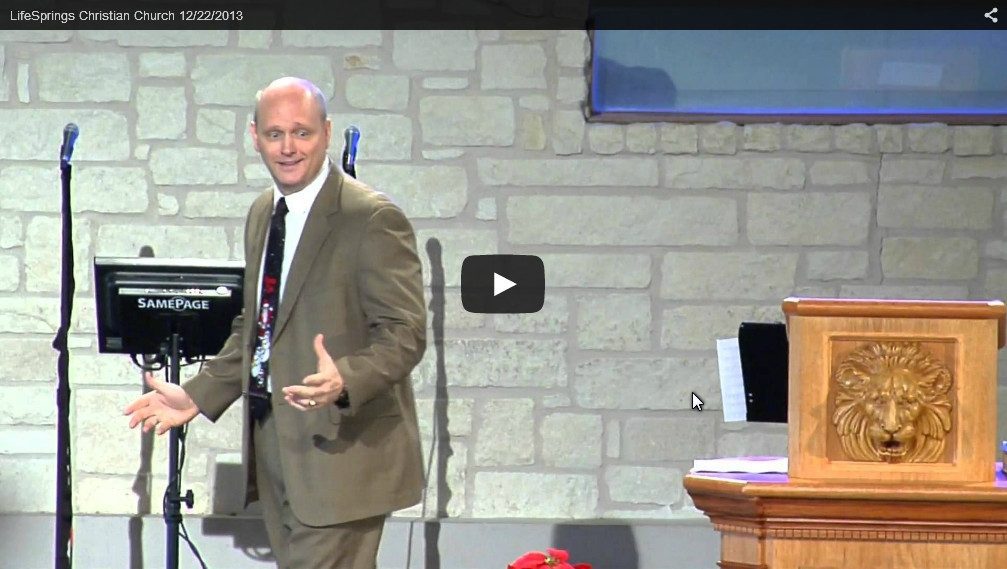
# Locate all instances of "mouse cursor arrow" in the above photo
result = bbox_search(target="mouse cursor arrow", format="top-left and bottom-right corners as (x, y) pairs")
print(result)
(691, 392), (704, 411)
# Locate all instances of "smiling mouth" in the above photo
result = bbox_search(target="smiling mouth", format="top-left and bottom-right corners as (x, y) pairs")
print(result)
(277, 159), (302, 169)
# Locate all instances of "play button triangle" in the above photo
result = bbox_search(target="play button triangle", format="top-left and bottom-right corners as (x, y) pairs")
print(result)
(493, 273), (516, 296)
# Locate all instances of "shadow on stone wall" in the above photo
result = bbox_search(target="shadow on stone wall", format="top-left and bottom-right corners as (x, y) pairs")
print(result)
(129, 245), (156, 569)
(128, 395), (153, 569)
(552, 523), (640, 569)
(207, 462), (273, 563)
(202, 511), (274, 564)
(421, 237), (452, 569)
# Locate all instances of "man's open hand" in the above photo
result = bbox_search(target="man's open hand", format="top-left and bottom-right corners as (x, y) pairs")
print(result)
(283, 333), (345, 411)
(123, 372), (200, 435)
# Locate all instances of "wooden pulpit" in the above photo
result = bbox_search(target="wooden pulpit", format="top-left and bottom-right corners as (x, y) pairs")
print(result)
(686, 298), (1007, 569)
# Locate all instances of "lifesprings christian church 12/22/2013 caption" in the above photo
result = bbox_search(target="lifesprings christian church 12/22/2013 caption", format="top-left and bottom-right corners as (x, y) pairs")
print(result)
(9, 9), (212, 24)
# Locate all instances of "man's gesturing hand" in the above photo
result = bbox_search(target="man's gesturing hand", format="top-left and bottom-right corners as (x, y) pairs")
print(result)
(283, 333), (344, 411)
(123, 372), (200, 435)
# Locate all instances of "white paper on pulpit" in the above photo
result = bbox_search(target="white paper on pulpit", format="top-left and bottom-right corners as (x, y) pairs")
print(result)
(716, 337), (747, 422)
(691, 456), (788, 474)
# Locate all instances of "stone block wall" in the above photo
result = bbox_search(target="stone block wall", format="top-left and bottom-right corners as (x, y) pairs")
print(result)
(0, 30), (1005, 521)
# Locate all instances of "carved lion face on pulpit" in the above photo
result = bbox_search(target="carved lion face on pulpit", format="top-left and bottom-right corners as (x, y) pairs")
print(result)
(832, 342), (953, 463)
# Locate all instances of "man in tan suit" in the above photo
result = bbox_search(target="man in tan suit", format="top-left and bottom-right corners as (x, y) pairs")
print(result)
(123, 77), (426, 569)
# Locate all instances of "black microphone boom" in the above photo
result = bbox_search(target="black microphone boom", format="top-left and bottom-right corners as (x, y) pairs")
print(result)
(60, 123), (79, 166)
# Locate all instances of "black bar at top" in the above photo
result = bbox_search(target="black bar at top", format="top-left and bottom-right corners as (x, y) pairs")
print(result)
(590, 1), (1002, 31)
(2, 0), (1002, 30)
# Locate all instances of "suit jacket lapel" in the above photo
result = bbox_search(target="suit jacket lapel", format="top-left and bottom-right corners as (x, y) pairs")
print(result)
(273, 169), (344, 340)
(245, 191), (273, 328)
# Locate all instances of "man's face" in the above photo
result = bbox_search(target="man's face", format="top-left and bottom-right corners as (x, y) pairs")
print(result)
(250, 88), (332, 195)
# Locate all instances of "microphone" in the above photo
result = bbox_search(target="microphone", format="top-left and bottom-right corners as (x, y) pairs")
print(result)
(342, 125), (360, 178)
(60, 123), (79, 166)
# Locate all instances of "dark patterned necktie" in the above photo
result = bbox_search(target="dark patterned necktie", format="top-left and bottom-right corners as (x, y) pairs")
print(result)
(249, 197), (288, 422)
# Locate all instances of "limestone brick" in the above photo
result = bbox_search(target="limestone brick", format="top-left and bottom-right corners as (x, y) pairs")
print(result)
(661, 305), (781, 351)
(392, 31), (477, 71)
(552, 110), (585, 155)
(664, 156), (805, 190)
(474, 399), (534, 466)
(192, 55), (333, 105)
(420, 96), (514, 147)
(345, 75), (409, 111)
(880, 157), (946, 184)
(785, 125), (831, 152)
(834, 124), (874, 154)
(622, 417), (716, 461)
(541, 413), (602, 468)
(479, 158), (658, 187)
(364, 165), (467, 219)
(699, 123), (737, 155)
(576, 293), (652, 351)
(808, 160), (873, 186)
(952, 126), (995, 156)
(196, 109), (236, 145)
(36, 53), (130, 102)
(605, 466), (683, 505)
(183, 191), (261, 218)
(575, 358), (718, 411)
(472, 472), (597, 518)
(742, 124), (782, 152)
(906, 123), (950, 153)
(136, 86), (186, 140)
(280, 30), (382, 47)
(881, 237), (978, 279)
(138, 52), (186, 77)
(878, 186), (993, 229)
(481, 45), (547, 89)
(806, 251), (870, 280)
(0, 110), (128, 161)
(149, 148), (238, 185)
(661, 252), (798, 300)
(538, 253), (651, 288)
(747, 192), (872, 245)
(507, 195), (737, 246)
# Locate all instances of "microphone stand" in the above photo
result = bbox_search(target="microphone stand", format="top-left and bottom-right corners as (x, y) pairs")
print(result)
(54, 156), (75, 569)
(342, 125), (359, 179)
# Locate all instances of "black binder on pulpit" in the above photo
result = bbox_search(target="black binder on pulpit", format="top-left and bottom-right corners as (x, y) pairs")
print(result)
(737, 322), (789, 424)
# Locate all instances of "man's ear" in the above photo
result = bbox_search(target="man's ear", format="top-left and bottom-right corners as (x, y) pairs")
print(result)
(249, 121), (260, 153)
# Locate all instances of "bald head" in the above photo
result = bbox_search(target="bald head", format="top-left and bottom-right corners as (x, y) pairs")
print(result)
(253, 77), (328, 125)
(249, 76), (333, 195)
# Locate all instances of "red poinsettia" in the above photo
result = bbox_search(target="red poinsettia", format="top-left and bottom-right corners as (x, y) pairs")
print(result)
(508, 548), (591, 569)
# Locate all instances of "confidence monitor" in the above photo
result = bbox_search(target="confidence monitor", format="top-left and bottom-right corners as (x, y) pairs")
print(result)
(94, 257), (245, 357)
(737, 321), (789, 423)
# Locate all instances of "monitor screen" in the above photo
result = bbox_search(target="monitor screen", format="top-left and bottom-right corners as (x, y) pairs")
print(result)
(93, 257), (245, 357)
(738, 322), (789, 424)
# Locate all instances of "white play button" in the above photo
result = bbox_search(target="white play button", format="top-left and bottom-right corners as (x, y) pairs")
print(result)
(493, 273), (516, 296)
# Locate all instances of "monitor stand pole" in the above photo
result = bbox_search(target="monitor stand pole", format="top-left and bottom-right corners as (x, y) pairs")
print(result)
(162, 332), (193, 569)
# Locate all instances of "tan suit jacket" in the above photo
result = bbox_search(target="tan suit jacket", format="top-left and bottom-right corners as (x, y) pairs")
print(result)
(183, 166), (426, 526)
